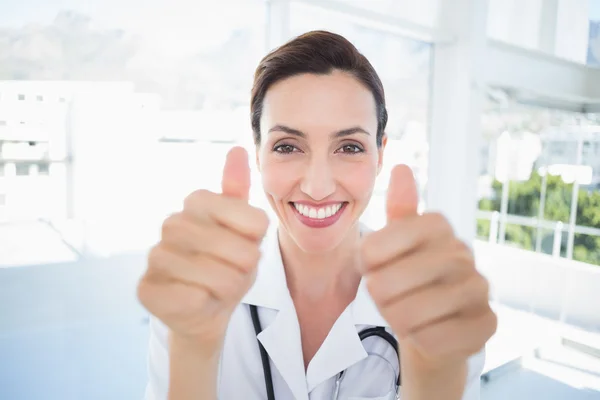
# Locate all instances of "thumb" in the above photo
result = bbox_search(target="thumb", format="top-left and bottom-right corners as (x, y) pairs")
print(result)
(386, 164), (418, 222)
(221, 146), (251, 201)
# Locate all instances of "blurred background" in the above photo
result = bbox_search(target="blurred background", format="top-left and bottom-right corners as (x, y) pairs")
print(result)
(0, 0), (599, 399)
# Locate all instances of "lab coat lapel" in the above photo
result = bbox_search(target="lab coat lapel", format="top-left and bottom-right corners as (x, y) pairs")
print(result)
(305, 305), (368, 392)
(243, 227), (309, 400)
(258, 301), (309, 400)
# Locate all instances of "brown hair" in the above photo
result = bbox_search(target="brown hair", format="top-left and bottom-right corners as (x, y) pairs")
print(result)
(250, 30), (387, 147)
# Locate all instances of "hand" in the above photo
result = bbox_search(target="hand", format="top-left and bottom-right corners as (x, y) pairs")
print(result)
(137, 147), (270, 351)
(360, 165), (497, 377)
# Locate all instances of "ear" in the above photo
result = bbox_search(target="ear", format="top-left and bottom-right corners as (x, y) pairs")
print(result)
(376, 134), (387, 176)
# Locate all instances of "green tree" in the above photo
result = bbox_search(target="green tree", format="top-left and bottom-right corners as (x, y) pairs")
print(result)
(478, 172), (600, 266)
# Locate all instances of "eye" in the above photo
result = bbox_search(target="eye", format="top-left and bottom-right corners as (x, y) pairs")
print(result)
(273, 144), (298, 154)
(337, 144), (364, 154)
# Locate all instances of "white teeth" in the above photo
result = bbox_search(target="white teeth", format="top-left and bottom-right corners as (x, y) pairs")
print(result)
(293, 203), (344, 219)
(317, 208), (325, 219)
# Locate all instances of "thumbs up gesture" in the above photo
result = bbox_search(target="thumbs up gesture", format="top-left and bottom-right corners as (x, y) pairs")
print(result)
(360, 165), (497, 384)
(138, 147), (270, 348)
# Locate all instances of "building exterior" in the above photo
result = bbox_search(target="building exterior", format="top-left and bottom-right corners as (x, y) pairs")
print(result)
(0, 81), (161, 223)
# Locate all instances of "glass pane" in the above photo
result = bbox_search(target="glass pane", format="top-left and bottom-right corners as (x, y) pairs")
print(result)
(479, 106), (600, 265)
(487, 0), (543, 50)
(0, 0), (266, 260)
(487, 0), (599, 64)
(590, 0), (600, 66)
(574, 233), (600, 265)
(0, 2), (267, 400)
(290, 3), (432, 229)
(317, 0), (440, 28)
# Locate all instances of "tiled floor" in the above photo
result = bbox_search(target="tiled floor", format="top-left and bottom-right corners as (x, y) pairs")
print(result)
(482, 305), (600, 399)
(1, 254), (599, 399)
(0, 321), (150, 400)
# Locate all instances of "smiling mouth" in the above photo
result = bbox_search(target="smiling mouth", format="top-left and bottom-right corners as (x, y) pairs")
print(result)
(290, 202), (346, 219)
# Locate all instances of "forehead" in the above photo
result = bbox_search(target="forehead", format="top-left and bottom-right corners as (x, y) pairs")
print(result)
(261, 71), (378, 134)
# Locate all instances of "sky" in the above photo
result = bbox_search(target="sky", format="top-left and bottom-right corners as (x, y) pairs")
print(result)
(0, 0), (265, 54)
(592, 0), (600, 21)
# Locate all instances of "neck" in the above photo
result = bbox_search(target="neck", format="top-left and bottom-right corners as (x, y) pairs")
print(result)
(278, 224), (363, 302)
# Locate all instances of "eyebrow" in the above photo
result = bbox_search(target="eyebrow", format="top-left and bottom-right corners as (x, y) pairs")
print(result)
(268, 124), (371, 139)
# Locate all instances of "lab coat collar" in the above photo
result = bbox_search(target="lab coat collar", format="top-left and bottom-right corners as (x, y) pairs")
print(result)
(242, 224), (288, 311)
(241, 223), (391, 398)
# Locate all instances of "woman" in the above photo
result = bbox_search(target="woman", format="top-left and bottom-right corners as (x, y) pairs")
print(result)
(138, 31), (497, 400)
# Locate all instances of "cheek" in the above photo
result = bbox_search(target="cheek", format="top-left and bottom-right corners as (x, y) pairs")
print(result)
(260, 159), (300, 199)
(337, 161), (378, 200)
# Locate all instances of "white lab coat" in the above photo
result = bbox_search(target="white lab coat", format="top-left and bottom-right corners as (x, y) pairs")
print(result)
(144, 225), (485, 400)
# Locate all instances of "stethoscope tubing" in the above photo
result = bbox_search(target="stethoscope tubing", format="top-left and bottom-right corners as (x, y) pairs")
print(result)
(249, 304), (400, 400)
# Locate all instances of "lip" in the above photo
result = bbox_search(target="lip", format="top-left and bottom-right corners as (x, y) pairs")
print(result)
(292, 200), (344, 207)
(290, 202), (347, 229)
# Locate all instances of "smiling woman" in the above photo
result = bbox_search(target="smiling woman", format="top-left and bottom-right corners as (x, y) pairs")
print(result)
(138, 29), (493, 400)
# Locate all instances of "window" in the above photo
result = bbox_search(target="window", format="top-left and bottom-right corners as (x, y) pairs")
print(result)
(15, 162), (30, 176)
(0, 0), (267, 262)
(478, 107), (600, 265)
(319, 0), (440, 29)
(37, 162), (49, 175)
(589, 0), (600, 66)
(487, 0), (599, 64)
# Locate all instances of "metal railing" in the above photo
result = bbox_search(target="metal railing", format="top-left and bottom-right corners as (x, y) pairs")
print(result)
(477, 209), (600, 259)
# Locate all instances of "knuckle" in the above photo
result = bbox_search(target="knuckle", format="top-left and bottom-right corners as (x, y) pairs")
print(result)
(223, 273), (248, 300)
(136, 277), (154, 309)
(161, 213), (182, 239)
(428, 212), (446, 226)
(253, 208), (271, 234)
(456, 275), (485, 307)
(450, 242), (475, 270)
(427, 212), (453, 234)
(478, 275), (491, 298)
(472, 311), (498, 353)
(360, 237), (378, 266)
(239, 246), (262, 271)
(147, 245), (164, 268)
(181, 287), (207, 313)
(183, 189), (212, 211)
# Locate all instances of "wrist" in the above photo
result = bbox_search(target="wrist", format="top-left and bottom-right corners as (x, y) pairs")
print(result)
(401, 356), (468, 400)
(169, 331), (224, 361)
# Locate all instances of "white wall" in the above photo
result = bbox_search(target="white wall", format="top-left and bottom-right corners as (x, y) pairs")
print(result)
(0, 253), (149, 400)
(475, 240), (600, 332)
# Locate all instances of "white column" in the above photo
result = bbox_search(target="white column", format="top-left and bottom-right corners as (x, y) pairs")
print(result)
(266, 0), (291, 50)
(555, 0), (591, 63)
(427, 0), (489, 244)
(538, 0), (559, 54)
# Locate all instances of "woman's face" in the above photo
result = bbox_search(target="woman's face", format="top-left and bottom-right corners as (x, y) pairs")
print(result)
(256, 70), (386, 253)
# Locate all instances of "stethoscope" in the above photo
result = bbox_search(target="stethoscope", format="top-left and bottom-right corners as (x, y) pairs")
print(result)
(250, 304), (401, 400)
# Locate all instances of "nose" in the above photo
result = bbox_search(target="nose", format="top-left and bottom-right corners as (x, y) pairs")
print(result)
(300, 155), (336, 201)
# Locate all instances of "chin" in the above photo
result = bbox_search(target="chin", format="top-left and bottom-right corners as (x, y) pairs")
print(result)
(290, 231), (346, 254)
